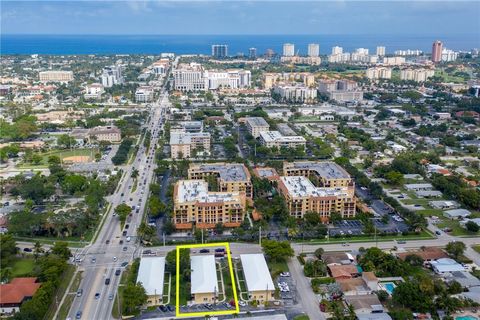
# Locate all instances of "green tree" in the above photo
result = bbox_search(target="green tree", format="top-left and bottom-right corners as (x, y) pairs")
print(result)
(465, 221), (479, 233)
(57, 134), (76, 149)
(51, 241), (71, 260)
(214, 222), (224, 235)
(137, 222), (156, 243)
(122, 283), (148, 314)
(0, 234), (17, 268)
(445, 241), (466, 260)
(33, 241), (43, 261)
(385, 171), (404, 186)
(377, 290), (389, 302)
(115, 204), (132, 225)
(261, 240), (294, 262)
(314, 248), (324, 259)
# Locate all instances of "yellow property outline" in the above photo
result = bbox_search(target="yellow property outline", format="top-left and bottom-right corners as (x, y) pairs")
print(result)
(175, 242), (240, 317)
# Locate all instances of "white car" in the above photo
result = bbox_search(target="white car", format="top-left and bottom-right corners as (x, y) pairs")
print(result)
(280, 272), (290, 277)
(238, 301), (247, 307)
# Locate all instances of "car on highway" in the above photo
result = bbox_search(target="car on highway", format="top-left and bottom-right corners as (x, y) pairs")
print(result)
(122, 231), (127, 236)
(123, 246), (127, 251)
(76, 289), (83, 297)
(108, 293), (114, 300)
(113, 257), (118, 262)
(126, 236), (131, 242)
(121, 262), (128, 267)
(75, 311), (82, 319)
(105, 240), (110, 244)
(94, 293), (100, 299)
(105, 278), (111, 285)
(115, 269), (121, 276)
(435, 230), (442, 235)
(119, 240), (124, 244)
(91, 257), (96, 263)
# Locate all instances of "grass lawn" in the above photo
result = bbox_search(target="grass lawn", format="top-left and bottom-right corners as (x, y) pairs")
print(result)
(10, 256), (35, 277)
(436, 219), (480, 237)
(266, 260), (289, 279)
(301, 230), (434, 245)
(19, 148), (99, 167)
(220, 259), (236, 302)
(473, 245), (480, 254)
(416, 209), (444, 216)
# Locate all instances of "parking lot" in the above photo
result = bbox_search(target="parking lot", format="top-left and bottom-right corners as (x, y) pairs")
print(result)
(276, 274), (296, 305)
(330, 216), (409, 237)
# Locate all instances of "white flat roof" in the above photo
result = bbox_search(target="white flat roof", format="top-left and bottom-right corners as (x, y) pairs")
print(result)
(176, 180), (239, 203)
(191, 255), (218, 294)
(280, 176), (349, 198)
(136, 257), (165, 296)
(240, 254), (274, 292)
(259, 131), (306, 143)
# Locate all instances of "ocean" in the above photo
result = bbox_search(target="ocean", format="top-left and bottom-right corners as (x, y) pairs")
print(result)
(1, 34), (478, 55)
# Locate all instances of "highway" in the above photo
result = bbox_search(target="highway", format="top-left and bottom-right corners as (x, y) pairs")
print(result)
(66, 91), (170, 320)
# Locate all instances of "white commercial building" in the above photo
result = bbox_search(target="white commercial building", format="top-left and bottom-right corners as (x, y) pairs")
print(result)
(441, 49), (458, 62)
(39, 71), (73, 82)
(308, 43), (320, 57)
(240, 254), (275, 303)
(191, 255), (218, 304)
(170, 132), (211, 159)
(283, 43), (295, 57)
(135, 86), (155, 102)
(318, 79), (363, 102)
(245, 117), (270, 138)
(136, 257), (166, 306)
(84, 83), (104, 99)
(382, 56), (406, 66)
(259, 131), (306, 149)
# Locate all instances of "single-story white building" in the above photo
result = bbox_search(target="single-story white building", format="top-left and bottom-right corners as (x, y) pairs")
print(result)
(443, 209), (471, 220)
(431, 258), (465, 274)
(191, 255), (218, 304)
(240, 254), (275, 303)
(404, 183), (433, 191)
(136, 257), (166, 306)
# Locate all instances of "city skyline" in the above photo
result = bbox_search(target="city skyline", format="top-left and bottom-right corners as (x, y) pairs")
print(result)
(2, 1), (480, 36)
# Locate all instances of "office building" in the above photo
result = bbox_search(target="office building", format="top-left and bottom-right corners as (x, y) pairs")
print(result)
(246, 117), (270, 138)
(173, 180), (246, 229)
(136, 257), (166, 306)
(318, 79), (363, 102)
(191, 255), (218, 304)
(249, 47), (257, 59)
(332, 46), (343, 55)
(211, 44), (228, 58)
(272, 84), (317, 103)
(84, 83), (104, 99)
(240, 254), (275, 304)
(259, 131), (306, 149)
(366, 67), (392, 80)
(278, 176), (356, 220)
(376, 46), (386, 56)
(400, 68), (435, 82)
(135, 86), (155, 102)
(188, 163), (252, 198)
(88, 125), (122, 143)
(283, 43), (295, 57)
(432, 40), (443, 63)
(170, 132), (211, 159)
(101, 65), (123, 88)
(39, 71), (73, 82)
(308, 43), (320, 57)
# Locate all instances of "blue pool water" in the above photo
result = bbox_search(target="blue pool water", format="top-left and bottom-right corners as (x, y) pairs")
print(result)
(383, 282), (396, 295)
(456, 317), (479, 320)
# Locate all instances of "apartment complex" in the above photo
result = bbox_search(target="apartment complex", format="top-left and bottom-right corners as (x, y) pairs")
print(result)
(382, 56), (407, 66)
(277, 176), (356, 221)
(263, 72), (315, 89)
(173, 180), (246, 229)
(272, 84), (317, 103)
(170, 132), (211, 159)
(400, 68), (435, 82)
(84, 83), (104, 99)
(101, 65), (124, 88)
(173, 63), (251, 91)
(432, 40), (443, 63)
(259, 131), (306, 149)
(39, 71), (73, 82)
(308, 43), (320, 57)
(88, 125), (122, 143)
(280, 56), (322, 65)
(318, 79), (363, 102)
(245, 117), (270, 138)
(136, 257), (165, 306)
(281, 161), (356, 219)
(283, 43), (295, 57)
(188, 163), (253, 198)
(366, 67), (392, 80)
(376, 46), (386, 56)
(211, 44), (228, 58)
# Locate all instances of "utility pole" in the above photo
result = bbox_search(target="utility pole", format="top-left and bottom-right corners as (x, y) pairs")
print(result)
(201, 229), (204, 244)
(374, 224), (378, 247)
(259, 226), (261, 246)
(163, 232), (165, 246)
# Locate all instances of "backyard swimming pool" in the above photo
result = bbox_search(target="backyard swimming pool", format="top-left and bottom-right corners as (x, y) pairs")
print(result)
(456, 316), (479, 320)
(381, 282), (396, 295)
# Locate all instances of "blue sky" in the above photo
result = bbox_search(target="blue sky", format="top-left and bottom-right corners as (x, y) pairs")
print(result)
(1, 1), (480, 35)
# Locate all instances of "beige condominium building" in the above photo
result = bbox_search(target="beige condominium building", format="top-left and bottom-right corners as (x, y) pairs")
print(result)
(278, 176), (356, 221)
(245, 117), (270, 138)
(191, 255), (218, 304)
(188, 163), (253, 199)
(259, 131), (306, 149)
(170, 132), (211, 159)
(88, 125), (122, 143)
(280, 161), (356, 221)
(39, 70), (74, 82)
(173, 180), (246, 230)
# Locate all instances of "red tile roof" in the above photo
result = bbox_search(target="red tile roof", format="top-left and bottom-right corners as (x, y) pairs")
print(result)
(0, 278), (41, 305)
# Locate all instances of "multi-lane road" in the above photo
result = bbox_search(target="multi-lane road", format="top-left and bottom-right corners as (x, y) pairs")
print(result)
(66, 92), (170, 320)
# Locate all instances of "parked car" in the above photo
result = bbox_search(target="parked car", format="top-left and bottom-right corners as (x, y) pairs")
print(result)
(199, 249), (210, 253)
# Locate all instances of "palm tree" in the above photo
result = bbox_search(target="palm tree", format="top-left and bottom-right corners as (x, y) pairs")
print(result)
(33, 241), (43, 261)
